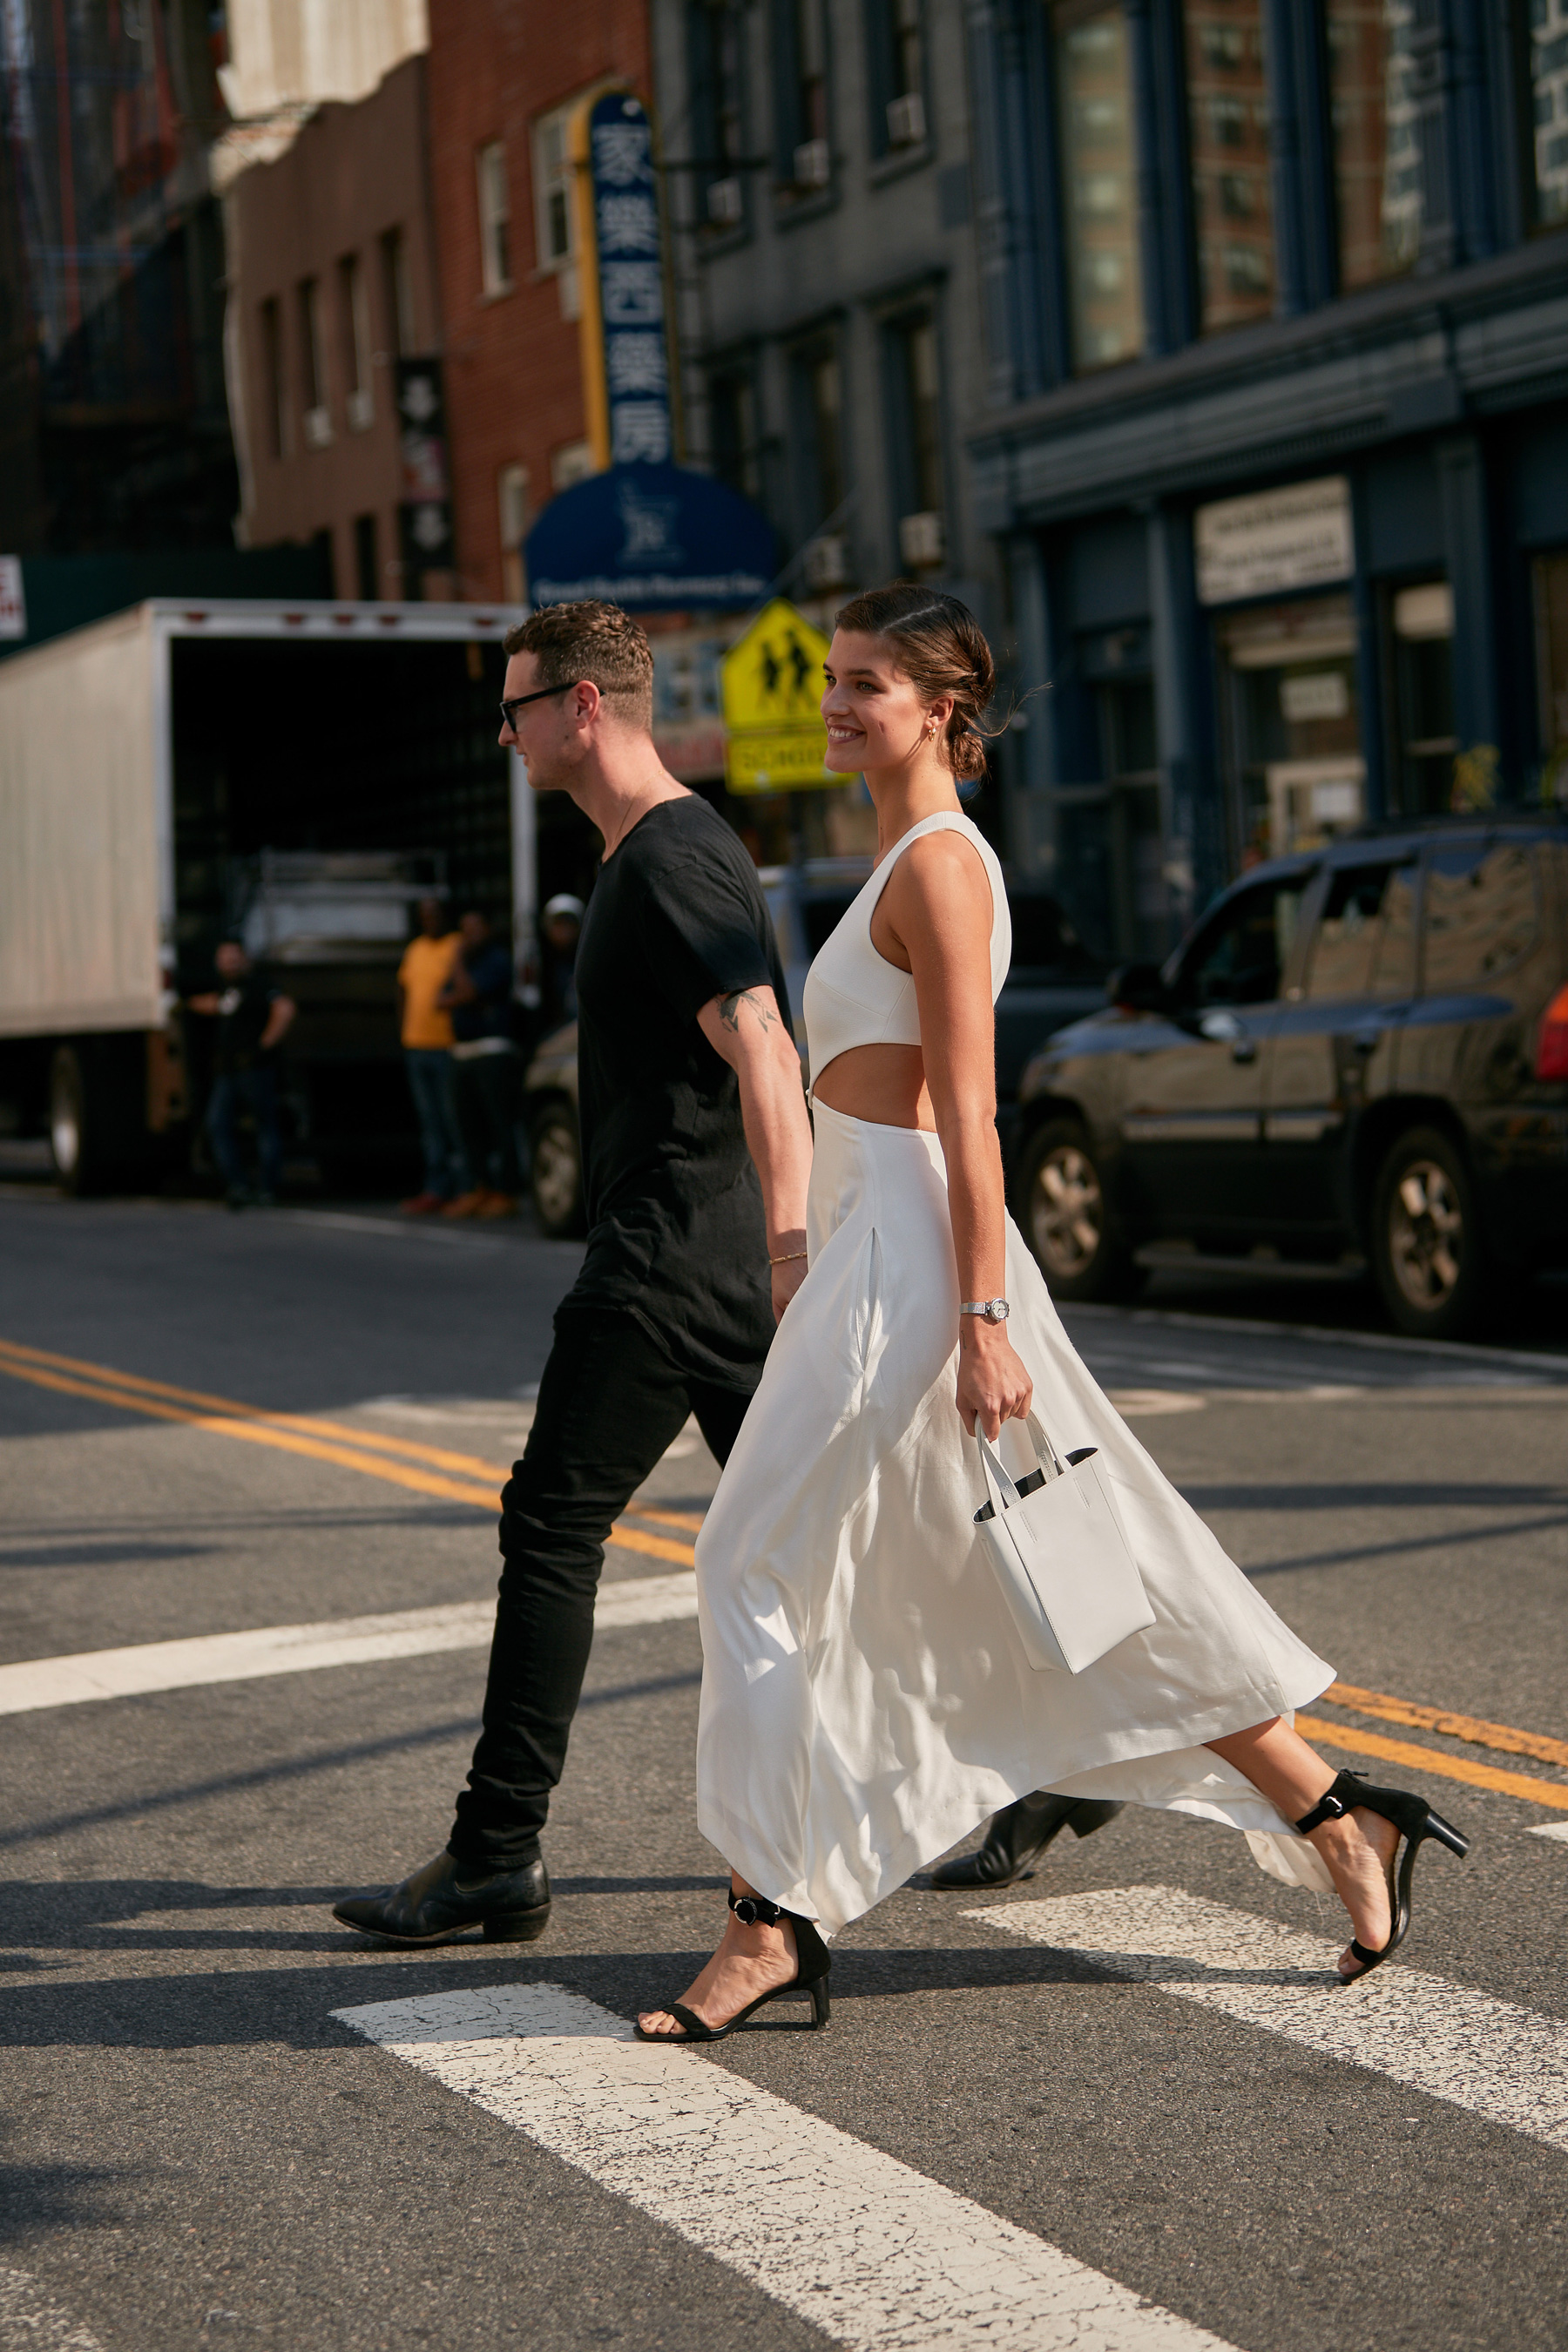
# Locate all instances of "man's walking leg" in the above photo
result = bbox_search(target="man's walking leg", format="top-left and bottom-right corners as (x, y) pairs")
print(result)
(335, 1306), (698, 1944)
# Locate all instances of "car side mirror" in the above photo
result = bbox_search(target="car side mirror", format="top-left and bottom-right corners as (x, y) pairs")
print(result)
(1108, 961), (1170, 1013)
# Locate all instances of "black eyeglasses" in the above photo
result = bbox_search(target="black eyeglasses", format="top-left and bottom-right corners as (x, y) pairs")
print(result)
(499, 679), (581, 731)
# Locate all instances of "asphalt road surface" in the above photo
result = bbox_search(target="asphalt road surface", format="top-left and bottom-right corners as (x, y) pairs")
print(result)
(2, 1186), (1565, 2352)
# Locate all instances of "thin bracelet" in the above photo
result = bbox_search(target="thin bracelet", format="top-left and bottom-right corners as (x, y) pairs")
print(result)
(768, 1249), (808, 1265)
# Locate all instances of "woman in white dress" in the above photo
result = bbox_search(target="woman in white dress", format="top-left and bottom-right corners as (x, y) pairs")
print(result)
(637, 587), (1466, 2044)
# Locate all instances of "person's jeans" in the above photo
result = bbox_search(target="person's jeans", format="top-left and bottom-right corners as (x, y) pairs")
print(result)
(448, 1301), (757, 1870)
(206, 1066), (282, 1195)
(404, 1047), (468, 1199)
(454, 1049), (523, 1193)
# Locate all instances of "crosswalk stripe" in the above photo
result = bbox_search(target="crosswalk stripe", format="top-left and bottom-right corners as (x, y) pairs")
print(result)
(0, 2262), (105, 2351)
(334, 1980), (1240, 2352)
(0, 1571), (699, 1717)
(970, 1889), (1568, 2153)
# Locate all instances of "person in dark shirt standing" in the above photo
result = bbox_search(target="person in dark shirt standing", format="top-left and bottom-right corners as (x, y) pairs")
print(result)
(186, 939), (295, 1209)
(335, 601), (814, 1946)
(440, 908), (524, 1220)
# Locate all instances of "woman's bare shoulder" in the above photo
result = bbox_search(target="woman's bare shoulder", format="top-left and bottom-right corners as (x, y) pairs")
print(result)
(885, 826), (994, 923)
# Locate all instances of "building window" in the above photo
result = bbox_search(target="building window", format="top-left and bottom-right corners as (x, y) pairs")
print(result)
(777, 0), (830, 187)
(551, 440), (597, 491)
(339, 253), (373, 429)
(885, 309), (943, 568)
(868, 0), (926, 155)
(1388, 579), (1456, 817)
(1522, 0), (1568, 228)
(476, 141), (513, 295)
(1052, 3), (1145, 372)
(498, 463), (531, 605)
(354, 512), (379, 602)
(1534, 552), (1568, 801)
(1183, 1), (1274, 331)
(260, 295), (287, 456)
(708, 366), (762, 499)
(793, 341), (845, 531)
(297, 276), (331, 444)
(1324, 0), (1425, 288)
(532, 105), (577, 270)
(690, 1), (747, 224)
(381, 226), (414, 355)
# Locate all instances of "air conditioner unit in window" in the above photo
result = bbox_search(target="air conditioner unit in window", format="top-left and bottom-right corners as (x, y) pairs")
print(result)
(898, 510), (944, 569)
(793, 139), (830, 189)
(803, 534), (848, 591)
(302, 405), (334, 449)
(346, 388), (374, 433)
(886, 91), (926, 148)
(706, 175), (743, 226)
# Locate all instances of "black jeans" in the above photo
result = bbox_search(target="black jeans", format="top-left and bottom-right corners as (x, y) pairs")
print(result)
(453, 1050), (523, 1194)
(448, 1301), (756, 1869)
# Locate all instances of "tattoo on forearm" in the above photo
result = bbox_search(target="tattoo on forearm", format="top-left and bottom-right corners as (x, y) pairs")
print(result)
(719, 989), (778, 1034)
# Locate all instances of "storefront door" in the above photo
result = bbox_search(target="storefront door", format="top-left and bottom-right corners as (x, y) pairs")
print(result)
(1216, 596), (1366, 865)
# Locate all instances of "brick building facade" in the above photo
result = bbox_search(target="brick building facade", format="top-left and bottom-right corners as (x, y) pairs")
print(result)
(225, 53), (441, 598)
(423, 0), (652, 605)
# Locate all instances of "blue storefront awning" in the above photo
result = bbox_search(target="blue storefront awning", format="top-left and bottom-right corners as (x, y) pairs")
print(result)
(524, 462), (776, 612)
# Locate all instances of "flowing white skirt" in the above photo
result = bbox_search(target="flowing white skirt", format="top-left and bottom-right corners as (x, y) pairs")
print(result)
(694, 1100), (1336, 1936)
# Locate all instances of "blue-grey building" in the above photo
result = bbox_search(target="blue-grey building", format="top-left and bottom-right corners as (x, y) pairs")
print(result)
(968, 0), (1568, 957)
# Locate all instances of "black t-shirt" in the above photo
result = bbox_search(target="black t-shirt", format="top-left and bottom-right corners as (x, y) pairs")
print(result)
(571, 794), (792, 1391)
(214, 976), (280, 1074)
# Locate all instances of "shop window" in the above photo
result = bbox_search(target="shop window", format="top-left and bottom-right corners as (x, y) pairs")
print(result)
(1521, 0), (1568, 229)
(1051, 2), (1145, 372)
(260, 295), (287, 456)
(381, 227), (414, 356)
(778, 0), (830, 186)
(1423, 839), (1540, 990)
(708, 366), (762, 500)
(1533, 552), (1568, 801)
(476, 141), (513, 296)
(354, 513), (379, 603)
(690, 2), (747, 224)
(1216, 598), (1363, 861)
(868, 0), (926, 156)
(1183, 1), (1274, 331)
(1324, 0), (1433, 289)
(1388, 579), (1456, 817)
(498, 464), (531, 605)
(884, 310), (944, 566)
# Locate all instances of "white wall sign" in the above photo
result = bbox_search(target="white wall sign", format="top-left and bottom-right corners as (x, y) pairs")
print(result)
(0, 557), (25, 639)
(1194, 477), (1354, 606)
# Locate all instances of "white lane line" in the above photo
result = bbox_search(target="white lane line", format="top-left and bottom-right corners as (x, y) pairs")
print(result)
(334, 1980), (1239, 2352)
(0, 1571), (697, 1717)
(0, 2264), (105, 2351)
(970, 1888), (1568, 2153)
(1528, 1822), (1568, 1845)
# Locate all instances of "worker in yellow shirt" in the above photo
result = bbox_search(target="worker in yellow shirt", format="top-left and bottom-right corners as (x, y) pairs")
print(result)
(397, 896), (471, 1213)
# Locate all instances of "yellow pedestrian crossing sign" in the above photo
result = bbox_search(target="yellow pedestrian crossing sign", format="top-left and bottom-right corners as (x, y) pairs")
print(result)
(721, 599), (836, 794)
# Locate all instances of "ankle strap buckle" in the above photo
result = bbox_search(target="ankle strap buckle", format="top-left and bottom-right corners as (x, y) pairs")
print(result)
(728, 1891), (784, 1928)
(1294, 1790), (1348, 1835)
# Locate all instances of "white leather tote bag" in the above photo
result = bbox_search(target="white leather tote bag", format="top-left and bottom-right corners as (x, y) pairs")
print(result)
(974, 1414), (1154, 1674)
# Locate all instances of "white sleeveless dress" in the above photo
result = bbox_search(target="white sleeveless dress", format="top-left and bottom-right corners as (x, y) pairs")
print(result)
(693, 812), (1335, 1935)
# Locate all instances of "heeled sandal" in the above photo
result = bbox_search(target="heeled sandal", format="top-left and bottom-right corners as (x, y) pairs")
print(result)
(634, 1890), (832, 2043)
(1295, 1767), (1470, 1981)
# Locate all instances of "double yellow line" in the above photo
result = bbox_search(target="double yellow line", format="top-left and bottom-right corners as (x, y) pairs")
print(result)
(0, 1335), (695, 1568)
(3, 1332), (1565, 1812)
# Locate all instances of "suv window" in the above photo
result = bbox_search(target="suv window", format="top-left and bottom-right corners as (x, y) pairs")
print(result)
(1180, 875), (1311, 1008)
(1423, 839), (1539, 990)
(1307, 861), (1417, 1000)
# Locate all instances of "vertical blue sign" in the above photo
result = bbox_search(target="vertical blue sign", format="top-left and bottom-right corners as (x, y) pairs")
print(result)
(587, 91), (674, 468)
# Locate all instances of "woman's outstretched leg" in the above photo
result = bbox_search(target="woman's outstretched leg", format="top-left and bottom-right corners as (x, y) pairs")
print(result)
(1206, 1718), (1399, 1980)
(637, 1872), (804, 2039)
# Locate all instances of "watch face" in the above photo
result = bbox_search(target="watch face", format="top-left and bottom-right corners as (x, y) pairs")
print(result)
(990, 1300), (1010, 1321)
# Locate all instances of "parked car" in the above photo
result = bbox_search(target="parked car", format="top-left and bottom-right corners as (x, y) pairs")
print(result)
(1010, 816), (1568, 1340)
(519, 860), (1106, 1240)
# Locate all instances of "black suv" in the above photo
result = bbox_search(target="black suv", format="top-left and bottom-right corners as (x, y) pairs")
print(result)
(1011, 817), (1568, 1339)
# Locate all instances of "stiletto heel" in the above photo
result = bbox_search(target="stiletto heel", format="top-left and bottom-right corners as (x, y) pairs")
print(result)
(1295, 1768), (1470, 1980)
(635, 1892), (832, 2043)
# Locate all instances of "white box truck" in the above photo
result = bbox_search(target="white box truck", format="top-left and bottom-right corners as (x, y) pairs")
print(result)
(0, 598), (551, 1192)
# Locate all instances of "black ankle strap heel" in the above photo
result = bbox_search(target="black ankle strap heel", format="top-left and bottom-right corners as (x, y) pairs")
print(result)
(1295, 1768), (1470, 1978)
(635, 1895), (832, 2044)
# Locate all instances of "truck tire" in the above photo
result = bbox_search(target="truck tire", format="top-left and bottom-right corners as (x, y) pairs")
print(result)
(528, 1103), (585, 1239)
(49, 1037), (152, 1196)
(1020, 1119), (1145, 1302)
(1370, 1125), (1486, 1341)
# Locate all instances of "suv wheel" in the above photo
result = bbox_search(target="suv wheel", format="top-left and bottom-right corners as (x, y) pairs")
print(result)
(528, 1104), (585, 1240)
(1371, 1125), (1484, 1341)
(1021, 1119), (1144, 1302)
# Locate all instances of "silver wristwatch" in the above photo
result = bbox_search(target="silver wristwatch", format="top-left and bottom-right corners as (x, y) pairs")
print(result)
(959, 1298), (1010, 1323)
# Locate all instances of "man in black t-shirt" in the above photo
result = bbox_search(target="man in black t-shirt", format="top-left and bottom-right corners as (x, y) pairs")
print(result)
(335, 603), (814, 1948)
(186, 940), (295, 1208)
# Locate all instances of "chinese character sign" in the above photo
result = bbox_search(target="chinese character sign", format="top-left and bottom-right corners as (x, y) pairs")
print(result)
(585, 91), (674, 469)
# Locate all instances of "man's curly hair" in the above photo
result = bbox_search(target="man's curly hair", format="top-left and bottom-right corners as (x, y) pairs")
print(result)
(503, 600), (654, 730)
